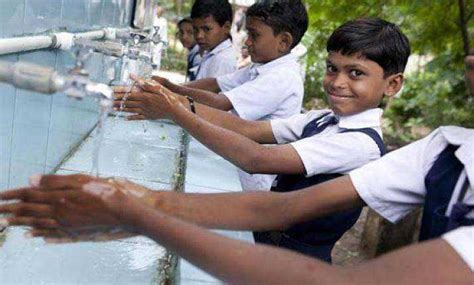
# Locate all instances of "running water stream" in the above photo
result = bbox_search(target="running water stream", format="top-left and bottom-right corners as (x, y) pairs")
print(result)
(90, 98), (113, 177)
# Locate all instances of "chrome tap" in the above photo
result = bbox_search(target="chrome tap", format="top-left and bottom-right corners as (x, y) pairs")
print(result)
(0, 60), (113, 104)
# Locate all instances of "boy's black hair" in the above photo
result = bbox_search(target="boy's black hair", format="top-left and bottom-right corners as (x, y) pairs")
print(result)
(246, 0), (308, 49)
(327, 18), (411, 77)
(177, 17), (193, 27)
(191, 0), (233, 26)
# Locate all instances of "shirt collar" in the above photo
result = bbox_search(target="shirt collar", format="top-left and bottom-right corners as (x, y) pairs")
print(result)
(439, 126), (474, 182)
(251, 53), (298, 76)
(204, 39), (232, 57)
(190, 44), (200, 55)
(335, 108), (383, 129)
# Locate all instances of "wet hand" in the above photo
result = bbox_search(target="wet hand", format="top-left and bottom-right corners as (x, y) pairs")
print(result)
(113, 75), (187, 121)
(0, 174), (152, 234)
(151, 74), (169, 87)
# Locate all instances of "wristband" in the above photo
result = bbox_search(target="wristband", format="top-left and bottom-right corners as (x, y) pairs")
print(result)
(186, 96), (196, 114)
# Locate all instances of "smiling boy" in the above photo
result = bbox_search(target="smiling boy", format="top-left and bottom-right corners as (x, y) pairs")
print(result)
(190, 0), (237, 79)
(111, 18), (410, 261)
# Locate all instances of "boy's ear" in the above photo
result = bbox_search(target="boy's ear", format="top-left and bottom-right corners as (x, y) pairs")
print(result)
(384, 73), (404, 98)
(223, 21), (232, 35)
(278, 32), (294, 53)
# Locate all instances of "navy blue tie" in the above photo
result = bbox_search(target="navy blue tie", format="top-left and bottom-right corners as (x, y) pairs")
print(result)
(301, 115), (338, 138)
(447, 179), (473, 231)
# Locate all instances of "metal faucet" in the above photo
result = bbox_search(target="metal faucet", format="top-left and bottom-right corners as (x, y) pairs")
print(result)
(0, 60), (113, 103)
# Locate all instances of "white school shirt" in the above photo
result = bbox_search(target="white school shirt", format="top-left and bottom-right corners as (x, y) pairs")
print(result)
(271, 108), (384, 178)
(217, 53), (304, 121)
(350, 126), (474, 271)
(216, 53), (304, 191)
(195, 39), (237, 80)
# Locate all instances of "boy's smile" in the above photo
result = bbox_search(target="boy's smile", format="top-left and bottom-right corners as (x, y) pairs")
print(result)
(323, 52), (402, 116)
(245, 17), (290, 64)
(193, 16), (230, 52)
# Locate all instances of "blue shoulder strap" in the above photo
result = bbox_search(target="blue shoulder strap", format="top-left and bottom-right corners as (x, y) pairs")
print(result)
(340, 128), (386, 156)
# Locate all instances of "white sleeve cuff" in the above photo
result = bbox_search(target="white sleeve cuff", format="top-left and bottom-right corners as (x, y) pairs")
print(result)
(442, 226), (474, 271)
(216, 75), (233, 92)
(350, 169), (409, 223)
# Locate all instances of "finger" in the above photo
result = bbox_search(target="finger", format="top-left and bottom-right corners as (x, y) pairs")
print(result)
(112, 85), (129, 93)
(120, 107), (142, 114)
(0, 188), (49, 202)
(112, 85), (141, 93)
(7, 216), (60, 229)
(151, 75), (164, 81)
(140, 80), (162, 93)
(38, 174), (95, 190)
(126, 114), (146, 121)
(30, 228), (71, 239)
(114, 100), (143, 108)
(113, 101), (143, 109)
(129, 74), (145, 86)
(129, 73), (145, 84)
(0, 202), (53, 218)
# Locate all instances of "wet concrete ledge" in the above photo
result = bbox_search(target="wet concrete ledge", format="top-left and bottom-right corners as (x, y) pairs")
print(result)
(0, 116), (188, 284)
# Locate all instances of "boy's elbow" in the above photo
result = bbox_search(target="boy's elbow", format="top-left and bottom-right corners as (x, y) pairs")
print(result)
(240, 150), (267, 174)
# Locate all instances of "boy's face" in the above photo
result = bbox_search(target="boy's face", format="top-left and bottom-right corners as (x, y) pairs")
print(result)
(323, 52), (403, 116)
(192, 16), (230, 52)
(245, 17), (291, 64)
(178, 22), (196, 50)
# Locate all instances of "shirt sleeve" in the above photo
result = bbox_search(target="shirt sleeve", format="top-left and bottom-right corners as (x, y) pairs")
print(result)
(349, 131), (442, 223)
(290, 131), (382, 177)
(216, 68), (249, 92)
(223, 70), (298, 121)
(442, 226), (474, 271)
(207, 51), (237, 79)
(270, 110), (331, 144)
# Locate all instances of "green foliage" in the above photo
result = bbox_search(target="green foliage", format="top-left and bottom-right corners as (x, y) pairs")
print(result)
(161, 47), (187, 73)
(303, 0), (473, 145)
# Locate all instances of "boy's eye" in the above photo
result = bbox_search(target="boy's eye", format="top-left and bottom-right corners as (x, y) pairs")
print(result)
(349, 69), (364, 77)
(203, 27), (210, 32)
(326, 65), (337, 73)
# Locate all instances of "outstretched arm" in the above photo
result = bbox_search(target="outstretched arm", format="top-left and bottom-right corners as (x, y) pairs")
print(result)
(0, 174), (362, 232)
(150, 75), (230, 110)
(10, 178), (469, 285)
(113, 78), (275, 144)
(152, 75), (221, 93)
(131, 199), (474, 285)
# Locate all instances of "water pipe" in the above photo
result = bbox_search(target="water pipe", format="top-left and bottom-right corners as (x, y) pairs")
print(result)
(0, 60), (113, 103)
(0, 28), (129, 56)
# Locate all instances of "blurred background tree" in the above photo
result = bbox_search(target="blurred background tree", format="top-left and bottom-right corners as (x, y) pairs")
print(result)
(303, 0), (473, 146)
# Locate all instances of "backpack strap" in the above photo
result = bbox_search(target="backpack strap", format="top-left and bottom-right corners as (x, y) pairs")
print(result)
(340, 128), (386, 156)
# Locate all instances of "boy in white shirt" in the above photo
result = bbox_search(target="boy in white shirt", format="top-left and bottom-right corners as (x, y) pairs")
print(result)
(112, 17), (410, 262)
(190, 0), (237, 79)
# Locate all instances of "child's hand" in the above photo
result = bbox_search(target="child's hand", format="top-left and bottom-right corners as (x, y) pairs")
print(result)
(113, 75), (187, 121)
(0, 174), (155, 238)
(151, 75), (169, 87)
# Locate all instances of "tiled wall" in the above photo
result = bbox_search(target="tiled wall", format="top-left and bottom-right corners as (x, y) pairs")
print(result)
(0, 0), (135, 189)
